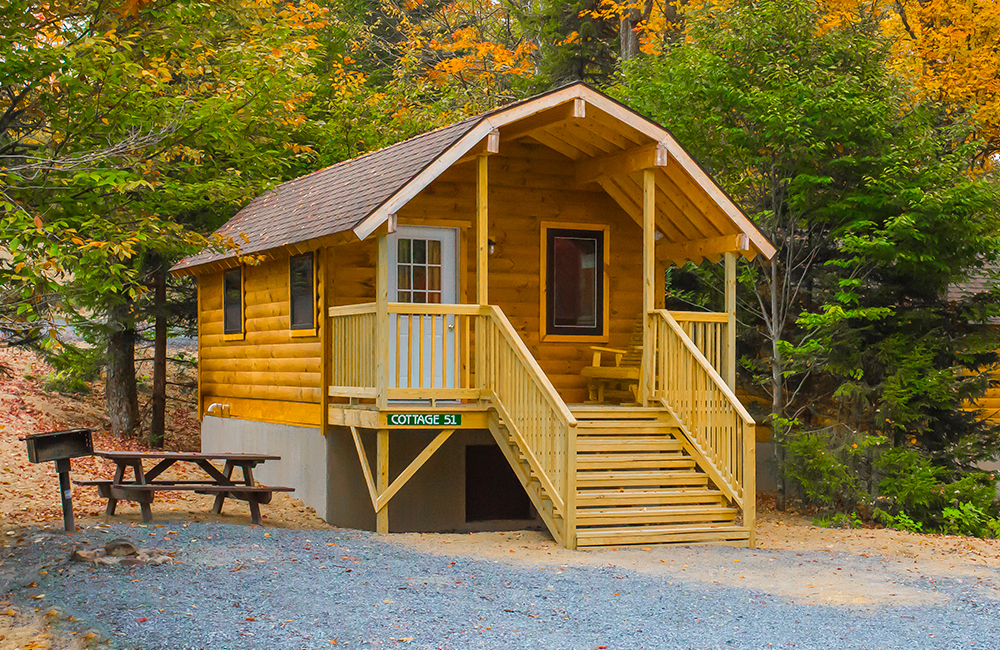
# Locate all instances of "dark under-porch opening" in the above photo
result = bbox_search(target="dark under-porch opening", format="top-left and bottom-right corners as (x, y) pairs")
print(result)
(465, 444), (531, 522)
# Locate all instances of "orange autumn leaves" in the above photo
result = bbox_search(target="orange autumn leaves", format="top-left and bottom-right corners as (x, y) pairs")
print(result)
(374, 0), (535, 107)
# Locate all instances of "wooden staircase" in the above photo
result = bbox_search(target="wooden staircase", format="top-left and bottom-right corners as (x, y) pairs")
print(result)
(478, 306), (755, 550)
(570, 406), (749, 547)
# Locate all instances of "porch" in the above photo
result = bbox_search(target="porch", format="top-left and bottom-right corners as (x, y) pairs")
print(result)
(325, 300), (756, 549)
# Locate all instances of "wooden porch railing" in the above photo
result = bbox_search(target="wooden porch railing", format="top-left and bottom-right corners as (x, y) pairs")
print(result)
(668, 311), (728, 379)
(649, 309), (755, 536)
(328, 303), (479, 401)
(386, 303), (479, 400)
(328, 303), (378, 398)
(479, 305), (577, 543)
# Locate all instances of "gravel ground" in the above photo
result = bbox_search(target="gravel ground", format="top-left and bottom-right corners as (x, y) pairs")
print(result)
(1, 522), (999, 650)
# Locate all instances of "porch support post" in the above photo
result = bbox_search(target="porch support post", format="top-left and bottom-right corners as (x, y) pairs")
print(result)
(376, 235), (390, 409)
(320, 247), (331, 429)
(476, 154), (489, 305)
(376, 429), (389, 533)
(724, 252), (737, 391)
(641, 168), (656, 406)
(475, 154), (488, 394)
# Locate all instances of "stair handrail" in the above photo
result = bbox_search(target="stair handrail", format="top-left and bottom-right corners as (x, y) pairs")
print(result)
(480, 306), (577, 540)
(649, 309), (755, 522)
(485, 306), (578, 426)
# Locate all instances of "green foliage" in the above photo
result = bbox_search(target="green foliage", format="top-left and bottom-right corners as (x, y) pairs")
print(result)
(942, 502), (990, 538)
(42, 371), (91, 395)
(784, 430), (856, 507)
(814, 512), (862, 529)
(874, 447), (998, 532)
(781, 424), (883, 508)
(874, 509), (924, 534)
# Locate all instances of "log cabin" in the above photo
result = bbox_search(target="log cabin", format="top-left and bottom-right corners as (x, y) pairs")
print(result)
(171, 83), (776, 548)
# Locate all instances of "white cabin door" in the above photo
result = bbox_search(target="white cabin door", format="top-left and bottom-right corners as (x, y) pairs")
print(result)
(388, 226), (459, 393)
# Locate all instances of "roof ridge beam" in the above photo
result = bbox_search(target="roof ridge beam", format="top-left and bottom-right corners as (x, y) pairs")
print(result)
(576, 142), (668, 185)
(502, 98), (586, 141)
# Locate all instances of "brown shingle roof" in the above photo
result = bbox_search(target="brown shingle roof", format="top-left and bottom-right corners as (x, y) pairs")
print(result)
(171, 113), (484, 272)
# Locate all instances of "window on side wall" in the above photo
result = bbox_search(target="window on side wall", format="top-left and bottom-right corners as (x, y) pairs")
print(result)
(542, 225), (608, 340)
(289, 253), (315, 331)
(223, 267), (243, 337)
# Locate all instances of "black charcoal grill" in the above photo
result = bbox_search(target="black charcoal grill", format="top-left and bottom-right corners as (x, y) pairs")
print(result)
(24, 429), (93, 532)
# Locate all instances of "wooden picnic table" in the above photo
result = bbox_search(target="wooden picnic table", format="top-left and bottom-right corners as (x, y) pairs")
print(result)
(77, 451), (293, 525)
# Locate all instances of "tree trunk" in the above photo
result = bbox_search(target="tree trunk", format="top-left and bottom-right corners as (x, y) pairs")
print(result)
(107, 296), (139, 437)
(150, 257), (167, 448)
(770, 259), (786, 511)
(620, 15), (640, 61)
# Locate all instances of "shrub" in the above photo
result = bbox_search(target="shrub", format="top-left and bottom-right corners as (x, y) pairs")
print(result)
(814, 512), (862, 529)
(42, 370), (91, 395)
(874, 509), (924, 533)
(782, 425), (882, 508)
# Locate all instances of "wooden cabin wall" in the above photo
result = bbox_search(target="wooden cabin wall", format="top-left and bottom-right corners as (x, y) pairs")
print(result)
(199, 252), (324, 427)
(396, 139), (644, 404)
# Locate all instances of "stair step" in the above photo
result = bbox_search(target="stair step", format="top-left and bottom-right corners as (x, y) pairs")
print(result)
(576, 453), (695, 470)
(576, 470), (708, 488)
(570, 406), (669, 420)
(575, 525), (750, 547)
(575, 488), (727, 508)
(576, 505), (738, 526)
(577, 437), (684, 453)
(577, 422), (679, 435)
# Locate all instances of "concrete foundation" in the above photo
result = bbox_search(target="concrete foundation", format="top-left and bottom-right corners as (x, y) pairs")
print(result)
(201, 417), (328, 518)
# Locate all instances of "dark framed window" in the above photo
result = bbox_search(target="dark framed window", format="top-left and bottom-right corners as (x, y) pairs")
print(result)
(289, 253), (315, 330)
(545, 227), (604, 337)
(223, 267), (243, 335)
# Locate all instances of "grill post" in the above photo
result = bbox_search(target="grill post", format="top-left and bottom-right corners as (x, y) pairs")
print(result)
(55, 458), (74, 532)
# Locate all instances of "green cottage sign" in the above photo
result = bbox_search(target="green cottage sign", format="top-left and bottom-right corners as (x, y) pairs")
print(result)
(386, 413), (462, 427)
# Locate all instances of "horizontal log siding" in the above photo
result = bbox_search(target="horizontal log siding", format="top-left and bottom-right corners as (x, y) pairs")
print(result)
(200, 254), (323, 427)
(395, 140), (643, 404)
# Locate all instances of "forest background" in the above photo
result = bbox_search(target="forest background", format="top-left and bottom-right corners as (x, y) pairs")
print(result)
(4, 0), (1000, 536)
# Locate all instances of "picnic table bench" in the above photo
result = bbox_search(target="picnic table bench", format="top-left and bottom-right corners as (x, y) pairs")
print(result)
(76, 451), (293, 525)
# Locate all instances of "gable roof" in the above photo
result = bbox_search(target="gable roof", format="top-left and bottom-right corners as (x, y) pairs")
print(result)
(172, 83), (776, 275)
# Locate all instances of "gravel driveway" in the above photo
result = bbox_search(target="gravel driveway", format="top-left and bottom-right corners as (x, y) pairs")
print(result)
(1, 522), (998, 649)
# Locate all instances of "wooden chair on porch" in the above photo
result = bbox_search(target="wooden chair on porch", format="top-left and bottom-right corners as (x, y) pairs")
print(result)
(581, 318), (644, 404)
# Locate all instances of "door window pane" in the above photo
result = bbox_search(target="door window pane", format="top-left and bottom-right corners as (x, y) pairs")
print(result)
(395, 236), (447, 307)
(545, 228), (604, 337)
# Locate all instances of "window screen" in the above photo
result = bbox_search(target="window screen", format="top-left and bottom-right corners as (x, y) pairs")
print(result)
(289, 253), (314, 329)
(223, 268), (242, 335)
(546, 228), (603, 337)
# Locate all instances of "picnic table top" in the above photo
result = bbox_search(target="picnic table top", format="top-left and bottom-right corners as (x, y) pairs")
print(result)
(95, 451), (281, 462)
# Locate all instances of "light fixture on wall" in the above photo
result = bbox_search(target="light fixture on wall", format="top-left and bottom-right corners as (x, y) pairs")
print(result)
(654, 231), (664, 241)
(488, 238), (496, 255)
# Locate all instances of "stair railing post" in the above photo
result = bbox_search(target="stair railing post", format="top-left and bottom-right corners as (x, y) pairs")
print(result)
(564, 421), (577, 550)
(744, 420), (756, 547)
